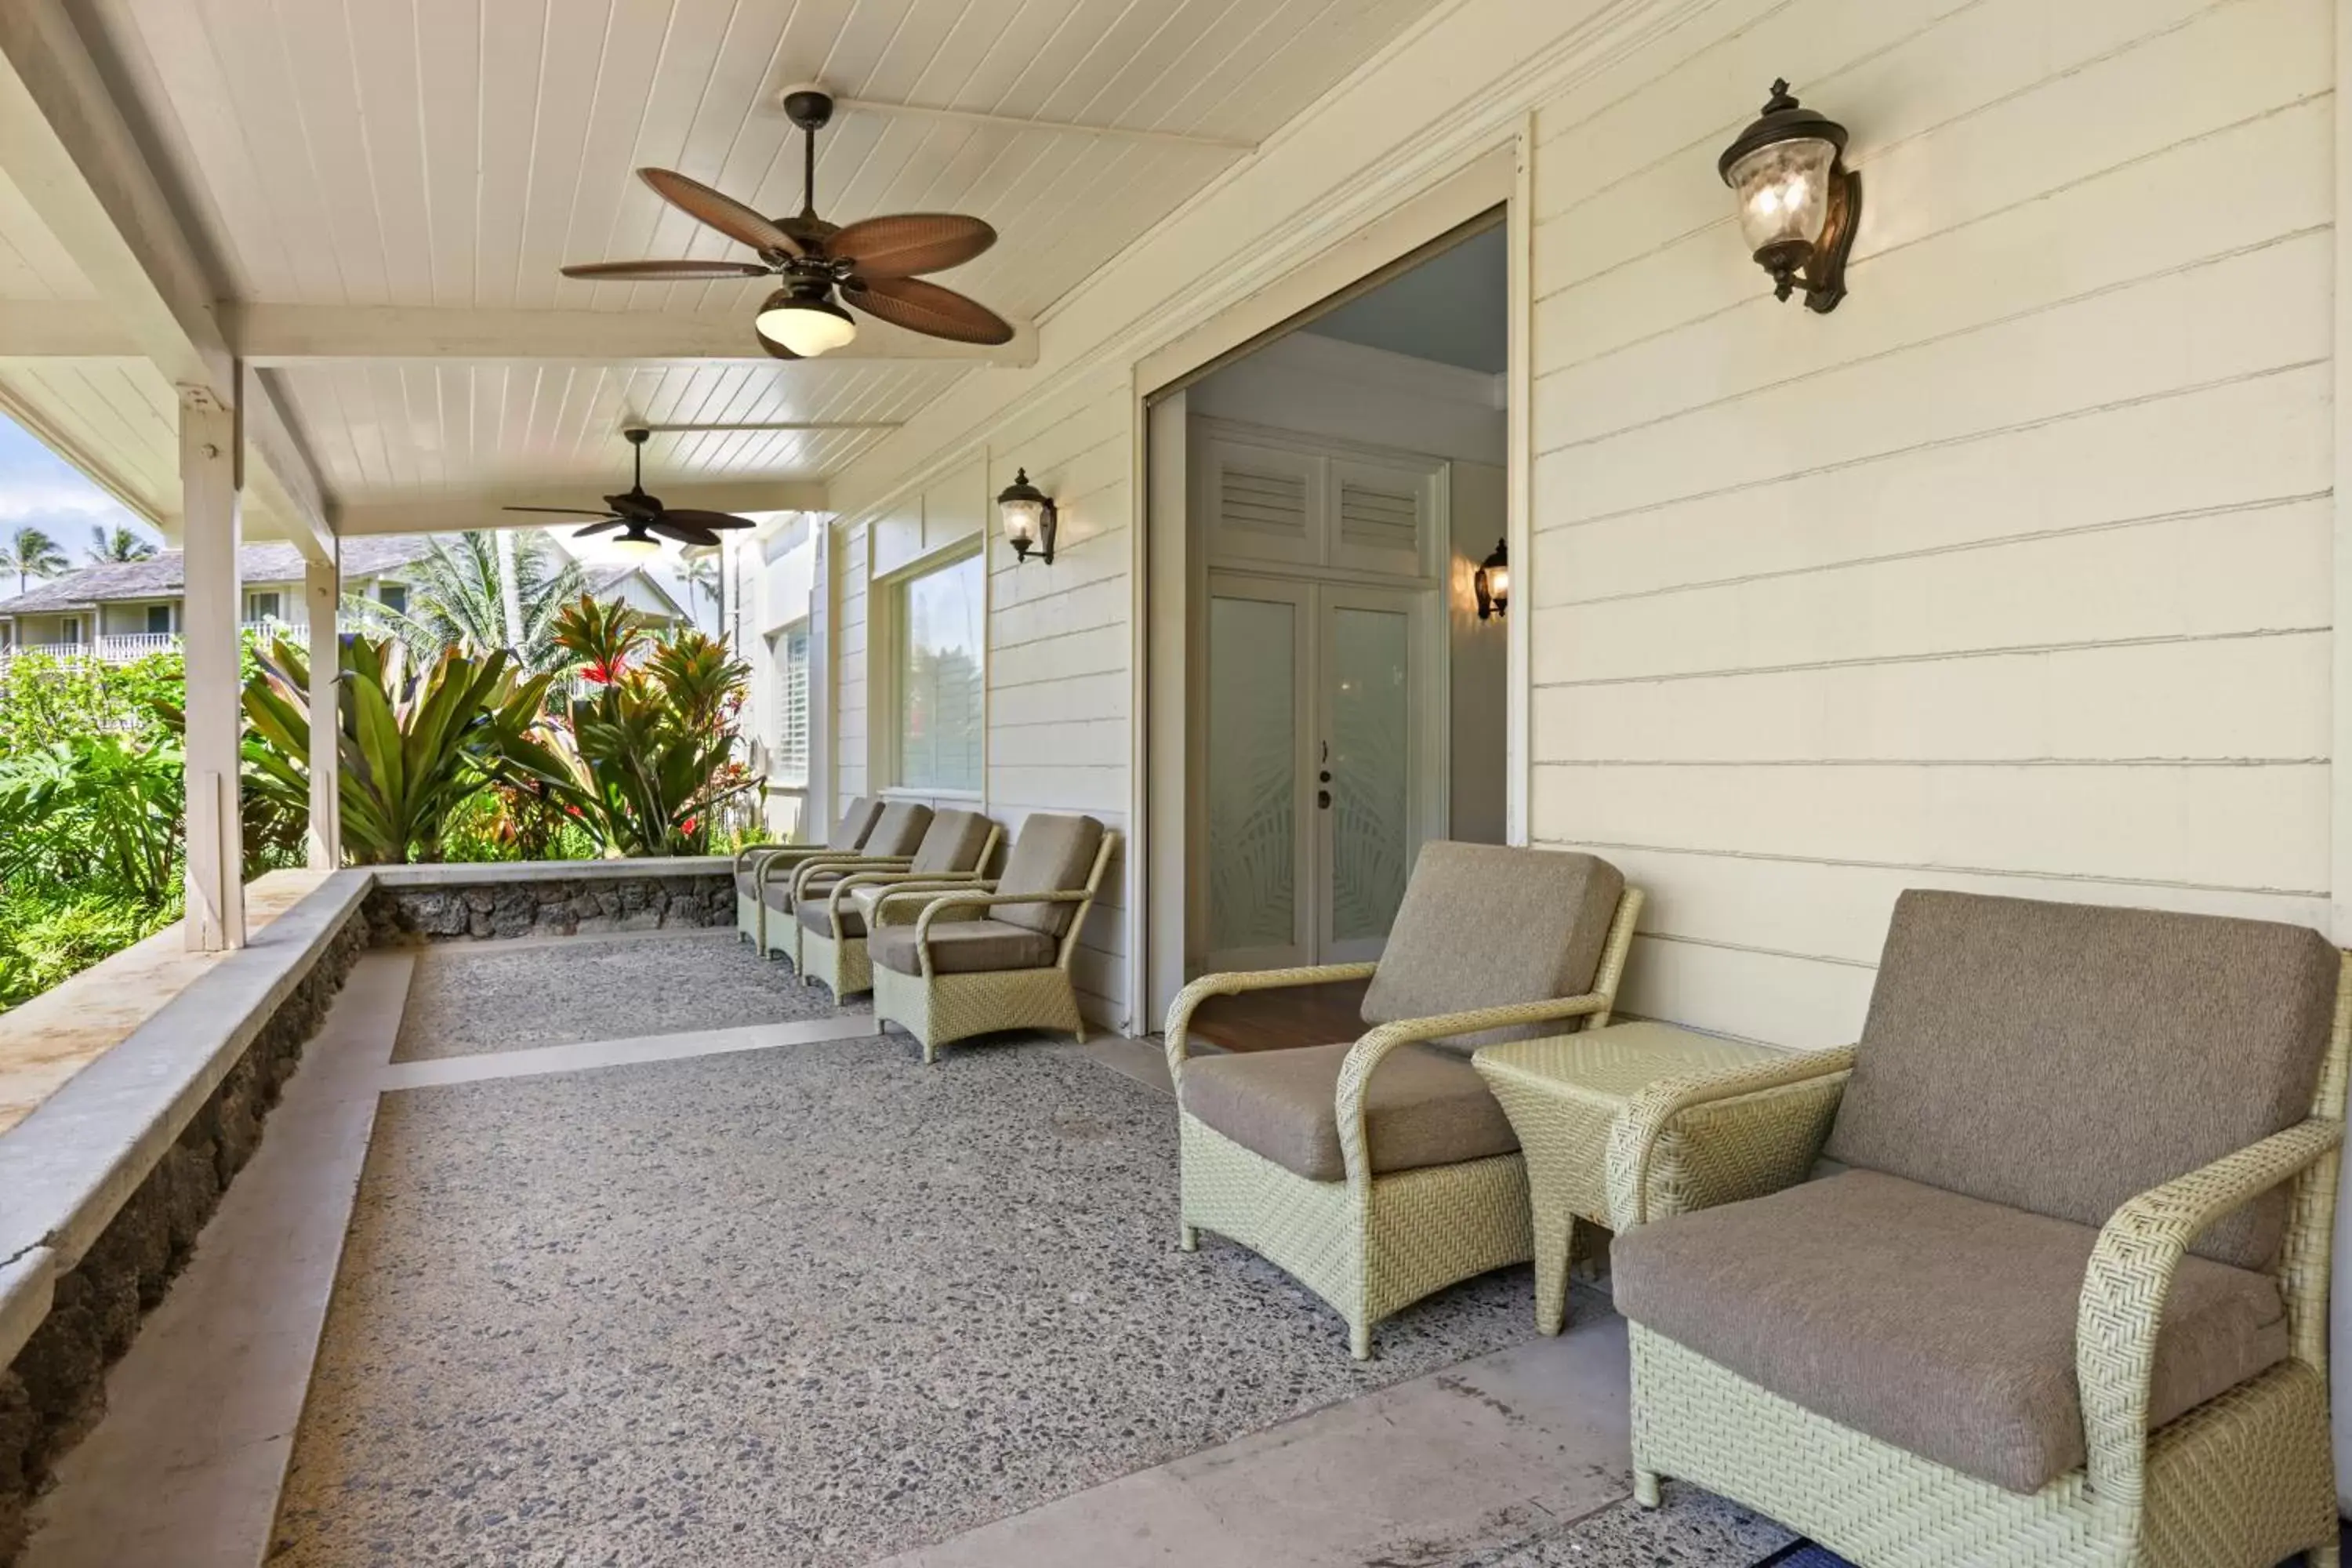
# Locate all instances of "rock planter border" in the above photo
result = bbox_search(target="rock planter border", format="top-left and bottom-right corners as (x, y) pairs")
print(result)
(0, 856), (731, 1561)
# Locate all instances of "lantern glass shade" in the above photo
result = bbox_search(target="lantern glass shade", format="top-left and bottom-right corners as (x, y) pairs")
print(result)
(1000, 495), (1045, 550)
(754, 291), (858, 356)
(1727, 136), (1838, 256)
(1474, 538), (1509, 621)
(608, 532), (662, 561)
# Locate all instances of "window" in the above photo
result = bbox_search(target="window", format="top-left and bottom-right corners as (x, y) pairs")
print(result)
(891, 550), (984, 793)
(244, 590), (282, 623)
(145, 604), (172, 635)
(378, 583), (408, 615)
(58, 618), (82, 645)
(774, 622), (810, 788)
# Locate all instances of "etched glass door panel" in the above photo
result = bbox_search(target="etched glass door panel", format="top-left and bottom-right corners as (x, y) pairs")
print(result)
(1323, 596), (1415, 962)
(1204, 581), (1310, 968)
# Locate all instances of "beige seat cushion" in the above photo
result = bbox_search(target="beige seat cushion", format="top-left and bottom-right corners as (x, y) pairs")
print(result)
(828, 796), (884, 851)
(910, 810), (994, 876)
(1179, 1041), (1519, 1182)
(1359, 844), (1624, 1052)
(869, 917), (1056, 976)
(798, 897), (866, 939)
(1612, 1169), (2291, 1495)
(764, 867), (848, 913)
(993, 814), (1105, 937)
(1827, 891), (2339, 1270)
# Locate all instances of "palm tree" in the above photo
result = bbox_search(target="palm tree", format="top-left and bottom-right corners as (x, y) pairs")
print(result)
(87, 524), (157, 563)
(679, 548), (721, 634)
(0, 526), (68, 595)
(343, 531), (587, 673)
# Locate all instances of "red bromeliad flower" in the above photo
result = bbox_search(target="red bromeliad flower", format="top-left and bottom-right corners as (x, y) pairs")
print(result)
(582, 654), (629, 685)
(681, 815), (700, 837)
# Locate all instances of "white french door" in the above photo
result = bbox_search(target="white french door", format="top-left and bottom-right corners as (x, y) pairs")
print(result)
(1201, 571), (1436, 972)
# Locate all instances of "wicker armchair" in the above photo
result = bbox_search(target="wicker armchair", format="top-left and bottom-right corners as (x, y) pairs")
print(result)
(1612, 891), (2348, 1568)
(733, 796), (884, 952)
(757, 800), (933, 966)
(868, 814), (1118, 1063)
(797, 810), (1003, 1001)
(1166, 842), (1642, 1359)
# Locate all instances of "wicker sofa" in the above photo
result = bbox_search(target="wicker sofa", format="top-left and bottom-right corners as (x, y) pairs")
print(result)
(1610, 891), (2347, 1568)
(1164, 842), (1642, 1358)
(868, 812), (1118, 1063)
(733, 794), (883, 952)
(758, 800), (933, 966)
(797, 809), (1002, 1001)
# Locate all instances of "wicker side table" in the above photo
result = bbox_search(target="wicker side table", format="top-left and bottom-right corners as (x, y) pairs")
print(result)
(1473, 1022), (1846, 1334)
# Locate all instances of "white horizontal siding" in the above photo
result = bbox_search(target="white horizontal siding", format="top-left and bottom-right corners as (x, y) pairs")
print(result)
(1526, 0), (2332, 1049)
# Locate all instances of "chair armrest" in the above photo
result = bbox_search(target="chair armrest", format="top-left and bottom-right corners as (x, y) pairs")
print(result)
(903, 889), (1091, 975)
(872, 881), (999, 925)
(1162, 963), (1381, 1087)
(791, 853), (913, 898)
(822, 871), (985, 934)
(1332, 992), (1619, 1187)
(759, 849), (862, 888)
(2077, 1116), (2343, 1504)
(741, 843), (833, 874)
(1602, 1046), (1857, 1229)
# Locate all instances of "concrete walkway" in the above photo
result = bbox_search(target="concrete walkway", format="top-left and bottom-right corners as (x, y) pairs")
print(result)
(17, 933), (1791, 1568)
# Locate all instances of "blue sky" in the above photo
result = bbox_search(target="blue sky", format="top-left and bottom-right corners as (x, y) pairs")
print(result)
(0, 411), (162, 562)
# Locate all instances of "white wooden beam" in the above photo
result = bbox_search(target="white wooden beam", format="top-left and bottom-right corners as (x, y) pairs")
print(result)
(0, 373), (162, 523)
(180, 387), (243, 951)
(0, 300), (137, 357)
(226, 303), (1037, 367)
(245, 372), (333, 564)
(303, 554), (340, 870)
(0, 0), (334, 560)
(335, 481), (829, 538)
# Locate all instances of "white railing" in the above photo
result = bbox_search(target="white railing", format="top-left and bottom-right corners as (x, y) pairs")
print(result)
(0, 622), (307, 672)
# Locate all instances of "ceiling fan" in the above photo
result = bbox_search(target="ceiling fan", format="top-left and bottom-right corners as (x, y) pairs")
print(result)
(560, 85), (1014, 359)
(502, 427), (752, 558)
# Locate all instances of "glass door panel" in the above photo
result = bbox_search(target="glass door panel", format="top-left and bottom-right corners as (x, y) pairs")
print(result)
(1319, 586), (1426, 964)
(1203, 576), (1312, 970)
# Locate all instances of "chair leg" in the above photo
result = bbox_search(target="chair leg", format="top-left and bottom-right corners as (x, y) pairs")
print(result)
(1179, 1223), (1198, 1252)
(1349, 1321), (1371, 1361)
(2310, 1540), (2340, 1568)
(923, 1039), (939, 1065)
(1632, 1469), (1661, 1508)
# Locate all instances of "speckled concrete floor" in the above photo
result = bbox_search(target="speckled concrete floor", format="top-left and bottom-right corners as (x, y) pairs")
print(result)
(274, 1036), (1553, 1566)
(391, 931), (867, 1062)
(1468, 1484), (1795, 1564)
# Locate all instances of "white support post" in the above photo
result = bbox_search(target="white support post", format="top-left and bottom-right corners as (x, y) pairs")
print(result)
(180, 387), (244, 951)
(303, 552), (340, 869)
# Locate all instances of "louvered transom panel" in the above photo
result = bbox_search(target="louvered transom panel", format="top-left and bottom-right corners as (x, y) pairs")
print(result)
(1338, 481), (1418, 555)
(1222, 466), (1311, 541)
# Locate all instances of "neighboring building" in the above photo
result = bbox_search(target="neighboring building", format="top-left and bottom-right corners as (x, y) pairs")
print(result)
(583, 564), (691, 628)
(0, 537), (433, 653)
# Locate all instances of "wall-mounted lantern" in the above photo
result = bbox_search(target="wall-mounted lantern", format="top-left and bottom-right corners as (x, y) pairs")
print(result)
(1719, 79), (1860, 314)
(1474, 538), (1508, 622)
(996, 468), (1058, 565)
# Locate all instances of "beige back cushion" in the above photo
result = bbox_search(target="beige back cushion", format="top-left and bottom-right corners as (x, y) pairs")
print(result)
(826, 796), (883, 851)
(862, 801), (934, 858)
(1825, 890), (2339, 1271)
(1359, 843), (1626, 1053)
(993, 814), (1105, 937)
(913, 810), (994, 877)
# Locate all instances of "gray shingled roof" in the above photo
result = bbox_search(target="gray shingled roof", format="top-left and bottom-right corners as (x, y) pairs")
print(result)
(0, 536), (439, 615)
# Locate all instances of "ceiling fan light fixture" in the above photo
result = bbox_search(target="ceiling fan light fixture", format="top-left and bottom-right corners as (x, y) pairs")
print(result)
(607, 530), (664, 561)
(757, 286), (858, 356)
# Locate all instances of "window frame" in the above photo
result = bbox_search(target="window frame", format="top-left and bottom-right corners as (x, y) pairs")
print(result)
(877, 543), (987, 798)
(244, 590), (283, 624)
(771, 619), (811, 790)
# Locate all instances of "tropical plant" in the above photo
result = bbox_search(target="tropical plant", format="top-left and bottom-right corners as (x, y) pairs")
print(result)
(0, 890), (180, 1011)
(241, 633), (554, 864)
(86, 524), (158, 563)
(0, 525), (68, 594)
(497, 596), (759, 856)
(1, 734), (186, 903)
(0, 648), (183, 753)
(679, 548), (720, 632)
(342, 532), (587, 673)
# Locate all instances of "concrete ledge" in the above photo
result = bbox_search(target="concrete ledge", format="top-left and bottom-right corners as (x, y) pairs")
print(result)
(368, 855), (731, 885)
(0, 1251), (53, 1379)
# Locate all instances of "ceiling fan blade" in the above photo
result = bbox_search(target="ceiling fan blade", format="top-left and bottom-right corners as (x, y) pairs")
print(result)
(652, 520), (726, 549)
(841, 276), (1015, 345)
(605, 492), (661, 518)
(572, 520), (626, 537)
(562, 259), (773, 281)
(660, 510), (757, 531)
(638, 168), (801, 256)
(504, 505), (621, 517)
(754, 326), (801, 361)
(826, 213), (996, 278)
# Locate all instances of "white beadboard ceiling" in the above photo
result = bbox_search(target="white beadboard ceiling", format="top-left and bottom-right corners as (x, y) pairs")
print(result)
(0, 0), (1446, 526)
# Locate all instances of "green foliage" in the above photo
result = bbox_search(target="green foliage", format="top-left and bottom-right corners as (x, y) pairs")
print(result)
(0, 889), (180, 1011)
(0, 525), (67, 593)
(342, 531), (588, 673)
(496, 597), (760, 857)
(87, 524), (157, 563)
(241, 633), (554, 865)
(0, 649), (183, 752)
